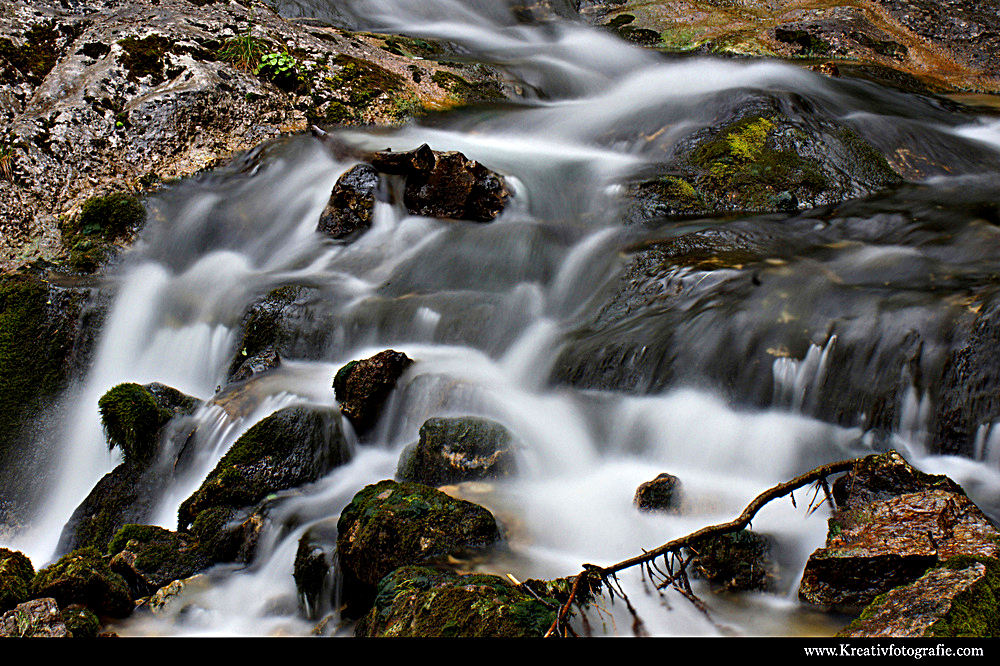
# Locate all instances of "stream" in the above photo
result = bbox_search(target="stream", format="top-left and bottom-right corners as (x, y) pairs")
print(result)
(7, 0), (1000, 637)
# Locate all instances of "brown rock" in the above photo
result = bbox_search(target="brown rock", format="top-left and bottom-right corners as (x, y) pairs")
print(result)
(333, 350), (413, 435)
(633, 472), (683, 513)
(317, 164), (380, 240)
(0, 598), (71, 637)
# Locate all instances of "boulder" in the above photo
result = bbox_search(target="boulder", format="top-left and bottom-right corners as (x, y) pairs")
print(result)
(633, 472), (683, 513)
(689, 530), (775, 592)
(61, 604), (100, 638)
(798, 452), (1000, 608)
(397, 416), (517, 486)
(107, 525), (214, 598)
(293, 518), (338, 620)
(0, 598), (71, 638)
(178, 406), (350, 539)
(370, 144), (509, 222)
(0, 548), (35, 613)
(229, 345), (281, 384)
(30, 547), (133, 618)
(336, 480), (502, 612)
(334, 350), (413, 436)
(355, 566), (568, 638)
(57, 382), (200, 554)
(317, 164), (380, 240)
(838, 556), (1000, 638)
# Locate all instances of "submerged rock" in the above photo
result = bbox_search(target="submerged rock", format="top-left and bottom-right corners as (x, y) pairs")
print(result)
(798, 452), (1000, 609)
(30, 547), (133, 618)
(336, 480), (502, 612)
(317, 164), (380, 240)
(689, 530), (776, 592)
(634, 472), (683, 513)
(334, 350), (413, 436)
(355, 566), (564, 638)
(397, 416), (517, 486)
(838, 556), (1000, 638)
(0, 598), (71, 638)
(370, 144), (509, 222)
(0, 548), (35, 613)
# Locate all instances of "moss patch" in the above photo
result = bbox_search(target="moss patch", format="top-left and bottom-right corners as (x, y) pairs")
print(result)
(925, 556), (1000, 637)
(0, 548), (35, 613)
(30, 547), (133, 617)
(0, 21), (71, 83)
(60, 191), (145, 273)
(98, 383), (170, 464)
(118, 35), (173, 84)
(431, 70), (504, 105)
(331, 54), (406, 110)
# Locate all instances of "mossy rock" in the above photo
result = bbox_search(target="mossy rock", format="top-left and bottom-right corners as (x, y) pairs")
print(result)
(60, 192), (145, 273)
(227, 286), (313, 383)
(396, 416), (517, 486)
(336, 480), (502, 610)
(178, 406), (350, 531)
(98, 383), (172, 464)
(355, 566), (561, 637)
(331, 54), (406, 110)
(832, 450), (965, 510)
(61, 604), (100, 638)
(107, 524), (213, 597)
(689, 529), (775, 592)
(30, 547), (133, 618)
(0, 548), (35, 613)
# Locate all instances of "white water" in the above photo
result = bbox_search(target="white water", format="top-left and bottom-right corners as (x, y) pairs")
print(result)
(6, 0), (1000, 637)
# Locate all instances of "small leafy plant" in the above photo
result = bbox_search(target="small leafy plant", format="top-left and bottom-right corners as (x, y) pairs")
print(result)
(256, 51), (297, 78)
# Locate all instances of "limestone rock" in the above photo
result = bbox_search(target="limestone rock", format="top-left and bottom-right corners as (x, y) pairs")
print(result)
(0, 598), (71, 637)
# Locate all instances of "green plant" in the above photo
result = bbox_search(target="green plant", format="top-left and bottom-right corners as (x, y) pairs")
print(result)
(0, 142), (14, 181)
(255, 51), (297, 79)
(218, 32), (267, 72)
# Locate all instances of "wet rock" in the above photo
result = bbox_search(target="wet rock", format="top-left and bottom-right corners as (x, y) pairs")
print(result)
(370, 144), (509, 222)
(0, 598), (71, 638)
(634, 472), (682, 513)
(57, 382), (201, 554)
(625, 99), (901, 222)
(178, 406), (350, 537)
(106, 525), (213, 598)
(293, 518), (338, 620)
(355, 566), (565, 638)
(831, 450), (964, 509)
(798, 453), (1000, 608)
(334, 350), (413, 436)
(838, 556), (1000, 638)
(0, 548), (35, 613)
(317, 164), (380, 240)
(689, 530), (775, 592)
(336, 480), (501, 612)
(30, 547), (133, 618)
(61, 604), (100, 638)
(397, 416), (517, 486)
(229, 345), (281, 384)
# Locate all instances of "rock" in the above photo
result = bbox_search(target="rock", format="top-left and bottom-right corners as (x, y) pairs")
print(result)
(177, 406), (350, 547)
(0, 598), (71, 637)
(354, 566), (566, 638)
(336, 480), (502, 612)
(61, 603), (100, 638)
(293, 518), (338, 620)
(370, 144), (509, 222)
(838, 556), (1000, 638)
(0, 0), (515, 273)
(625, 99), (902, 222)
(396, 416), (517, 486)
(229, 345), (281, 384)
(317, 163), (380, 240)
(633, 472), (683, 513)
(107, 525), (213, 598)
(57, 382), (201, 554)
(689, 530), (775, 592)
(30, 547), (133, 618)
(0, 548), (35, 613)
(831, 450), (964, 510)
(334, 350), (413, 436)
(798, 453), (1000, 608)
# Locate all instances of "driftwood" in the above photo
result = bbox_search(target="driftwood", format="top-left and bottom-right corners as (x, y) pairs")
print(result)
(546, 458), (859, 637)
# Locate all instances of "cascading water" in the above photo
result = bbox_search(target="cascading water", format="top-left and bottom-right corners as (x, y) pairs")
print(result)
(7, 0), (1000, 636)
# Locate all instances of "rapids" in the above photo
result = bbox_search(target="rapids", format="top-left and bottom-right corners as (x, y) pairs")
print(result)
(6, 0), (1000, 636)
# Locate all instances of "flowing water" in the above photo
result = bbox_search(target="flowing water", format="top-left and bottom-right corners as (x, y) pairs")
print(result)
(7, 0), (1000, 637)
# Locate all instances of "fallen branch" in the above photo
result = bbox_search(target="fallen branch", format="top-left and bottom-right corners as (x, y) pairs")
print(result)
(548, 457), (858, 636)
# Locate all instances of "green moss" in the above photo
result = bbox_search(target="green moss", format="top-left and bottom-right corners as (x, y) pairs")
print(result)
(430, 70), (504, 104)
(118, 35), (173, 84)
(30, 547), (133, 617)
(925, 557), (1000, 638)
(107, 523), (170, 556)
(0, 21), (66, 83)
(60, 192), (145, 272)
(98, 383), (170, 464)
(62, 604), (100, 637)
(0, 548), (35, 612)
(331, 54), (406, 110)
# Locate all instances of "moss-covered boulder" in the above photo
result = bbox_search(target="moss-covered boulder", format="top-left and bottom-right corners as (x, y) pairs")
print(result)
(369, 144), (509, 222)
(0, 597), (71, 637)
(633, 472), (683, 513)
(57, 382), (200, 554)
(334, 349), (413, 436)
(30, 547), (133, 618)
(355, 566), (565, 637)
(59, 191), (146, 273)
(317, 163), (380, 240)
(178, 406), (350, 536)
(61, 603), (100, 638)
(839, 556), (1000, 637)
(337, 480), (502, 613)
(106, 524), (214, 598)
(626, 100), (901, 222)
(0, 548), (35, 612)
(689, 529), (775, 592)
(396, 416), (517, 487)
(799, 453), (1000, 609)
